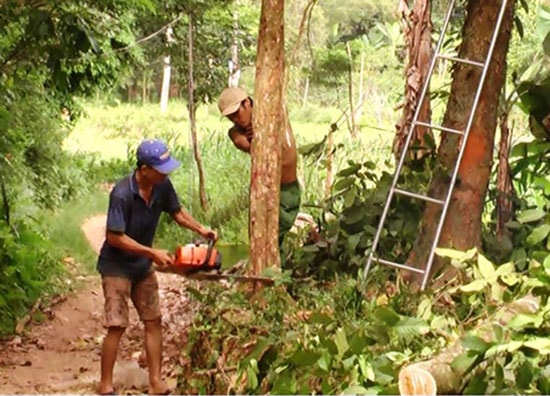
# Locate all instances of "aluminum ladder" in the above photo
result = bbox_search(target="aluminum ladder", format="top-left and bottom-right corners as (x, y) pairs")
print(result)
(363, 0), (510, 291)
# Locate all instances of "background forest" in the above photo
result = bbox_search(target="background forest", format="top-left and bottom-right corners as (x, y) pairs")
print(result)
(1, 0), (550, 394)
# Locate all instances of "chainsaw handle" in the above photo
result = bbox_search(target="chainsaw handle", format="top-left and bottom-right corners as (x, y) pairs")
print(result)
(202, 236), (216, 268)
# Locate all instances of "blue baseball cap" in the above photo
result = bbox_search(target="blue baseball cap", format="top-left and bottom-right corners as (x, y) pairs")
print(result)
(136, 139), (181, 174)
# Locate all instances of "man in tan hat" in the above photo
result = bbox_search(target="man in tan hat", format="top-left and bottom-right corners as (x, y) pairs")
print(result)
(218, 87), (301, 259)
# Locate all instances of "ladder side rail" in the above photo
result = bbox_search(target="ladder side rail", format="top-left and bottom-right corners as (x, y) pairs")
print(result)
(364, 0), (459, 277)
(420, 0), (511, 290)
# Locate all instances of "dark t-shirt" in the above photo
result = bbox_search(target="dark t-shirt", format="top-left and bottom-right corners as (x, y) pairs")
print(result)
(97, 171), (181, 282)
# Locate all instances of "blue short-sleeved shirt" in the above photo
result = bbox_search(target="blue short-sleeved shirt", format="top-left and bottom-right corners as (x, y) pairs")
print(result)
(97, 171), (181, 282)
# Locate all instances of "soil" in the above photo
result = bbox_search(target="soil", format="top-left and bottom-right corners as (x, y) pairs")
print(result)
(0, 215), (194, 394)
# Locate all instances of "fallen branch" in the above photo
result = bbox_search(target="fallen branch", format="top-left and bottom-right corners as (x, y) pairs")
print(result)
(15, 297), (42, 334)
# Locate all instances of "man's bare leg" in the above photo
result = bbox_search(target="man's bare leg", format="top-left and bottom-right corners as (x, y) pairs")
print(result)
(98, 326), (125, 394)
(144, 318), (169, 394)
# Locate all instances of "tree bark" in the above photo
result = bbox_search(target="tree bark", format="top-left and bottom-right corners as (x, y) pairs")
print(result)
(187, 12), (208, 212)
(160, 55), (171, 113)
(394, 0), (434, 161)
(496, 112), (514, 239)
(403, 0), (517, 287)
(228, 10), (241, 88)
(398, 295), (539, 395)
(249, 0), (285, 275)
(345, 42), (358, 138)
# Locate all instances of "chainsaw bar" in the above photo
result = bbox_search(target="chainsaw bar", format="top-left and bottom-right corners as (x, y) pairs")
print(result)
(154, 265), (274, 285)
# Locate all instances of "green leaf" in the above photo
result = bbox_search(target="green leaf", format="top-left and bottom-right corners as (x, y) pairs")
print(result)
(544, 254), (550, 275)
(308, 311), (334, 325)
(317, 351), (332, 371)
(374, 306), (401, 326)
(333, 177), (355, 192)
(393, 317), (429, 340)
(477, 254), (495, 281)
(538, 375), (550, 394)
(289, 349), (321, 367)
(358, 356), (375, 382)
(463, 372), (488, 395)
(517, 208), (546, 223)
(494, 262), (515, 277)
(459, 279), (487, 293)
(451, 352), (478, 374)
(245, 359), (259, 390)
(524, 337), (550, 353)
(514, 16), (524, 39)
(335, 328), (350, 357)
(338, 163), (361, 177)
(506, 340), (524, 352)
(342, 207), (365, 225)
(349, 332), (369, 355)
(343, 187), (357, 208)
(537, 4), (550, 42)
(527, 224), (550, 246)
(494, 362), (504, 393)
(462, 335), (490, 353)
(507, 314), (538, 329)
(271, 370), (297, 394)
(435, 247), (476, 261)
(516, 360), (533, 390)
(341, 385), (369, 395)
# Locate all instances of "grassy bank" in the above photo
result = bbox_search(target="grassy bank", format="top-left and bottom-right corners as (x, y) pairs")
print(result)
(42, 189), (109, 273)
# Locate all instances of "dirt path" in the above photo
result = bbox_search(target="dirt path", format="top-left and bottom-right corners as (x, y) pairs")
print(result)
(0, 215), (193, 394)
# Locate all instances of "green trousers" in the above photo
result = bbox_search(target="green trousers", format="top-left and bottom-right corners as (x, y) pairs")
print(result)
(279, 181), (301, 261)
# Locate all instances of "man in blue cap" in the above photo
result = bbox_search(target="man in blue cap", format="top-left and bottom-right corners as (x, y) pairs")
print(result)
(96, 139), (217, 395)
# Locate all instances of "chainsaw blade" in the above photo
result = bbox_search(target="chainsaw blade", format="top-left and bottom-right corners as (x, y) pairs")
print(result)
(154, 265), (274, 285)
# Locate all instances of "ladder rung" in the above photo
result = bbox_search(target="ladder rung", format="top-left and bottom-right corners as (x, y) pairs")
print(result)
(437, 54), (485, 68)
(393, 188), (445, 205)
(415, 121), (464, 135)
(373, 257), (426, 274)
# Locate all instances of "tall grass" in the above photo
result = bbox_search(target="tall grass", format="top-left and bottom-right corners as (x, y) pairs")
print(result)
(66, 100), (396, 247)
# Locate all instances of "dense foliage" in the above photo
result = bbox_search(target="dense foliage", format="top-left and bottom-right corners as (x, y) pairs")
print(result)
(0, 0), (549, 394)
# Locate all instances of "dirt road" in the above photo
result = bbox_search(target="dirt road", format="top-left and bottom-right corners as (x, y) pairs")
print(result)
(0, 215), (192, 394)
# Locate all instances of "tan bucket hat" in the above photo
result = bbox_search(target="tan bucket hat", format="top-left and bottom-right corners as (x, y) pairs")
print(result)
(218, 87), (249, 116)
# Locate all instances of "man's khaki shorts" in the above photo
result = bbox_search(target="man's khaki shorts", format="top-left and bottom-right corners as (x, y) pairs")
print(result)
(101, 272), (161, 328)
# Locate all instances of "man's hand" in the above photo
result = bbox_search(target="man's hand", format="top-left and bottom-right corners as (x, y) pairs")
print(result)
(199, 227), (218, 242)
(150, 248), (174, 268)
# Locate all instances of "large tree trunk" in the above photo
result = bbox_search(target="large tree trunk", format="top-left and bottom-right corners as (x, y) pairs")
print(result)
(249, 0), (285, 275)
(403, 0), (516, 287)
(187, 12), (208, 212)
(398, 295), (539, 395)
(394, 0), (433, 161)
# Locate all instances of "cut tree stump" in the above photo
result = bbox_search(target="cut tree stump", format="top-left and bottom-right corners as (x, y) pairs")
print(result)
(398, 295), (539, 395)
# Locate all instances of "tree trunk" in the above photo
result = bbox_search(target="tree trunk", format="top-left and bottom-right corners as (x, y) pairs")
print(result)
(249, 0), (285, 276)
(160, 55), (171, 113)
(394, 0), (434, 161)
(496, 112), (515, 240)
(187, 12), (208, 212)
(403, 0), (516, 287)
(142, 71), (147, 105)
(302, 77), (309, 108)
(228, 10), (241, 87)
(355, 51), (365, 123)
(345, 42), (358, 138)
(398, 295), (539, 395)
(325, 122), (337, 198)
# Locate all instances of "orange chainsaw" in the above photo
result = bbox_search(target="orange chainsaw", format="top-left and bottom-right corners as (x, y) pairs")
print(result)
(155, 239), (274, 285)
